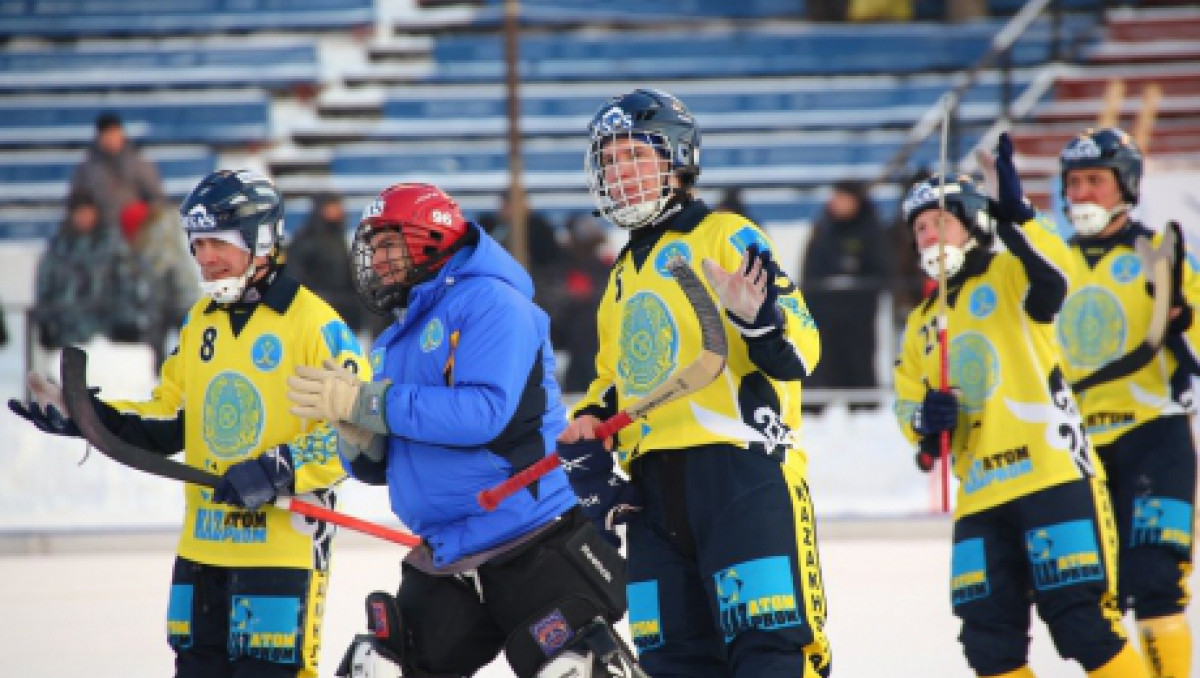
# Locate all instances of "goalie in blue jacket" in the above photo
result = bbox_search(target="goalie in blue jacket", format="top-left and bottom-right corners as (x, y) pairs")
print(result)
(284, 182), (644, 678)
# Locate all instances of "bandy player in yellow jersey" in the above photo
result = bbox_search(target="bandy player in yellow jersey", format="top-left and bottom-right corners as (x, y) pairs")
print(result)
(1055, 127), (1198, 678)
(893, 134), (1147, 678)
(10, 170), (368, 678)
(560, 88), (829, 677)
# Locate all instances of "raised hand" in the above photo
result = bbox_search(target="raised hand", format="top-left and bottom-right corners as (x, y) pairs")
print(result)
(991, 132), (1036, 224)
(702, 243), (783, 336)
(7, 373), (88, 438)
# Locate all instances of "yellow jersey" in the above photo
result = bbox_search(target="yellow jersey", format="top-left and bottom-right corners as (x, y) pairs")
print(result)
(573, 202), (820, 478)
(104, 276), (369, 569)
(894, 216), (1103, 518)
(1057, 222), (1200, 446)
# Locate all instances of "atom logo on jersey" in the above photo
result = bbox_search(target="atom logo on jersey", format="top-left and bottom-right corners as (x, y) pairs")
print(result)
(185, 204), (217, 230)
(1062, 136), (1102, 161)
(592, 106), (634, 135)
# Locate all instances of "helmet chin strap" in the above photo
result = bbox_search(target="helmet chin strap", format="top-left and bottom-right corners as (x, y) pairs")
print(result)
(1068, 202), (1129, 238)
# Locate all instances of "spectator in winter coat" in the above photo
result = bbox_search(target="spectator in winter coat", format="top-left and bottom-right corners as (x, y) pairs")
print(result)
(286, 192), (366, 336)
(67, 112), (165, 241)
(801, 179), (890, 391)
(33, 192), (153, 349)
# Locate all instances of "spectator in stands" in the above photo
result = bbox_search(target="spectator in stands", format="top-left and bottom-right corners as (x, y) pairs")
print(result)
(68, 112), (165, 241)
(33, 192), (153, 350)
(801, 179), (889, 395)
(128, 204), (200, 369)
(286, 192), (368, 338)
(556, 212), (611, 393)
(478, 188), (565, 317)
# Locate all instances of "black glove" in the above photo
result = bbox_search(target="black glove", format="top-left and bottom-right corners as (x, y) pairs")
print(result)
(912, 389), (959, 437)
(7, 376), (98, 438)
(213, 445), (295, 510)
(558, 439), (643, 548)
(991, 132), (1036, 224)
(726, 243), (784, 336)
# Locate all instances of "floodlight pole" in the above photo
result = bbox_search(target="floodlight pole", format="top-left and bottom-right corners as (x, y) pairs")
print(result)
(504, 0), (529, 269)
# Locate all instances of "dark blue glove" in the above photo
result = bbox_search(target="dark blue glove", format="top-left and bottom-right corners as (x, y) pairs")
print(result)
(988, 132), (1036, 224)
(912, 389), (959, 437)
(8, 381), (98, 438)
(558, 439), (643, 548)
(726, 243), (784, 336)
(213, 446), (295, 510)
(992, 132), (1036, 224)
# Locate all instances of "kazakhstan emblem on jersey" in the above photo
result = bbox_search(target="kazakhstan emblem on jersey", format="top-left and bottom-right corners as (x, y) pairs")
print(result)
(654, 242), (692, 277)
(1058, 287), (1125, 369)
(203, 371), (265, 459)
(949, 331), (1000, 414)
(618, 291), (678, 396)
(420, 318), (445, 352)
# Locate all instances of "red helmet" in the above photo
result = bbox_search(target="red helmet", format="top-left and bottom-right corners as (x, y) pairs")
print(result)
(351, 183), (471, 314)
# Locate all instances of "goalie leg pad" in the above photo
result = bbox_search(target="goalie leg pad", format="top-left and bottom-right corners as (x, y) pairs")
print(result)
(336, 591), (407, 678)
(336, 634), (403, 678)
(534, 619), (648, 678)
(505, 595), (647, 678)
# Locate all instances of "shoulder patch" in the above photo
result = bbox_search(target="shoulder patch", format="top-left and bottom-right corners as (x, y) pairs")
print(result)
(320, 320), (362, 359)
(729, 225), (770, 256)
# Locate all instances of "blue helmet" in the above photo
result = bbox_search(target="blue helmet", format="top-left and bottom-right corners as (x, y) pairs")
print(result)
(180, 169), (284, 259)
(1059, 127), (1143, 205)
(902, 174), (995, 243)
(585, 88), (701, 229)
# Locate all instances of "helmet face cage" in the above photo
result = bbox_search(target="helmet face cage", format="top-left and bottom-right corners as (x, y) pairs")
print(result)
(180, 169), (284, 259)
(351, 224), (410, 315)
(1059, 127), (1143, 205)
(586, 129), (676, 230)
(584, 88), (700, 229)
(351, 183), (468, 314)
(902, 174), (995, 243)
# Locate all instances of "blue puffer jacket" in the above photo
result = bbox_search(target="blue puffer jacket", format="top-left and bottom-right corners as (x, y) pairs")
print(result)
(357, 224), (575, 567)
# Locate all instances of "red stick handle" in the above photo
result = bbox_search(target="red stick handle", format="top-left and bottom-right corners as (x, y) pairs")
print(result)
(477, 410), (636, 512)
(592, 411), (633, 442)
(937, 325), (951, 513)
(276, 497), (420, 547)
(477, 453), (562, 511)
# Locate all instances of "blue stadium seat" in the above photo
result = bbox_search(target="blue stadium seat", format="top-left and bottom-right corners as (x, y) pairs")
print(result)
(0, 0), (372, 38)
(0, 92), (271, 148)
(0, 44), (318, 93)
(423, 18), (1096, 81)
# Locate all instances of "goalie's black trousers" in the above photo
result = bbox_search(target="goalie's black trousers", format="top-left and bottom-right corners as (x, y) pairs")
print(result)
(1096, 413), (1196, 619)
(625, 443), (831, 677)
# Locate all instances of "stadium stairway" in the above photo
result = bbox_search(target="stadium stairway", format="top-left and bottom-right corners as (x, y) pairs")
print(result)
(1007, 2), (1200, 211)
